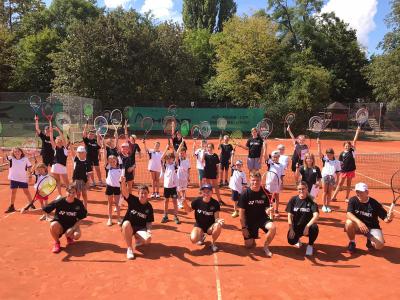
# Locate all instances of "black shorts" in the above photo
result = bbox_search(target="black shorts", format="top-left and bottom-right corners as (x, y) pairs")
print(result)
(204, 171), (217, 180)
(231, 190), (240, 202)
(51, 220), (70, 237)
(125, 171), (134, 182)
(246, 218), (272, 240)
(164, 187), (177, 198)
(42, 155), (54, 167)
(106, 185), (121, 196)
(87, 156), (100, 167)
(220, 161), (230, 170)
(194, 223), (214, 235)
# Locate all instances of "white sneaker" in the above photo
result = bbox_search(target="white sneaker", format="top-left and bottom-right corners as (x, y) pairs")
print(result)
(295, 241), (302, 248)
(150, 193), (156, 198)
(56, 195), (62, 200)
(326, 206), (332, 213)
(114, 207), (117, 212)
(155, 193), (160, 199)
(126, 248), (134, 260)
(39, 214), (47, 221)
(321, 205), (327, 213)
(178, 198), (184, 209)
(117, 218), (122, 225)
(107, 218), (113, 226)
(197, 234), (206, 245)
(306, 245), (313, 256)
(211, 244), (218, 252)
(263, 245), (273, 257)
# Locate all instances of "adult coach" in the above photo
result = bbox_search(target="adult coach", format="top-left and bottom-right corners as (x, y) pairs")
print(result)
(286, 181), (319, 256)
(120, 177), (154, 260)
(238, 171), (276, 257)
(345, 183), (393, 253)
(43, 183), (87, 253)
(35, 116), (53, 168)
(183, 184), (224, 252)
(236, 128), (264, 173)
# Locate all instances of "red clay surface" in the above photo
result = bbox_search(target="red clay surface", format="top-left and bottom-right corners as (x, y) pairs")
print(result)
(1, 138), (400, 299)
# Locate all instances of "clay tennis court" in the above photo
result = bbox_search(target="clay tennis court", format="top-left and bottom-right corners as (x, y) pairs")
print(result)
(1, 138), (399, 299)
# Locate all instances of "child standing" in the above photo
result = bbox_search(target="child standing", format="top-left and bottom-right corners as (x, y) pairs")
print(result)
(229, 160), (247, 218)
(161, 147), (180, 224)
(176, 141), (190, 209)
(70, 146), (92, 209)
(143, 140), (163, 199)
(105, 155), (123, 226)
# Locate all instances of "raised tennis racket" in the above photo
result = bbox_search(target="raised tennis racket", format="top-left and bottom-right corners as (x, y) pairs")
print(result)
(94, 115), (109, 138)
(103, 110), (111, 122)
(55, 112), (72, 135)
(141, 116), (154, 140)
(191, 125), (201, 140)
(29, 95), (42, 116)
(41, 101), (54, 121)
(199, 121), (211, 140)
(110, 109), (123, 133)
(355, 108), (369, 128)
(230, 129), (243, 145)
(284, 113), (295, 135)
(217, 117), (228, 137)
(123, 106), (134, 125)
(163, 116), (176, 144)
(388, 170), (400, 216)
(261, 170), (278, 220)
(22, 174), (57, 211)
(257, 118), (273, 139)
(167, 104), (178, 117)
(308, 116), (325, 138)
(180, 120), (190, 137)
(83, 103), (94, 123)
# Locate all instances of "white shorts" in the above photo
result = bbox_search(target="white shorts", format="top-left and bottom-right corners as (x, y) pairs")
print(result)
(136, 229), (151, 240)
(51, 163), (67, 175)
(369, 229), (385, 243)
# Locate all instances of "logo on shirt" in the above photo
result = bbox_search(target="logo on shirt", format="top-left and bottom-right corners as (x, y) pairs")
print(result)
(294, 207), (311, 213)
(197, 209), (214, 216)
(248, 199), (265, 205)
(355, 210), (372, 218)
(59, 210), (77, 216)
(130, 209), (147, 219)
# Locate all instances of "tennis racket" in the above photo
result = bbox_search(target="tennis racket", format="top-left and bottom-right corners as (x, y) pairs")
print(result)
(257, 118), (273, 140)
(123, 106), (134, 126)
(217, 117), (228, 137)
(110, 109), (123, 133)
(103, 110), (111, 122)
(308, 116), (325, 138)
(261, 170), (278, 220)
(168, 104), (178, 117)
(23, 138), (38, 163)
(141, 116), (154, 140)
(284, 113), (295, 135)
(199, 121), (211, 140)
(355, 108), (369, 128)
(94, 116), (109, 139)
(41, 101), (54, 122)
(22, 175), (57, 211)
(388, 170), (400, 215)
(29, 95), (42, 116)
(83, 103), (94, 123)
(55, 112), (72, 135)
(163, 115), (176, 144)
(230, 129), (243, 145)
(180, 120), (190, 137)
(191, 125), (201, 140)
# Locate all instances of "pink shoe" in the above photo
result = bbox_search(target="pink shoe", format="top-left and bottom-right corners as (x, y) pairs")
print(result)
(66, 237), (74, 245)
(52, 242), (61, 253)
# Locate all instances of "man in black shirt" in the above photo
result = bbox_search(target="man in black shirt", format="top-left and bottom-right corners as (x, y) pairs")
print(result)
(35, 116), (53, 168)
(184, 184), (224, 252)
(238, 171), (276, 257)
(345, 182), (393, 253)
(83, 124), (104, 187)
(43, 184), (87, 253)
(236, 128), (265, 173)
(120, 177), (154, 260)
(286, 181), (319, 256)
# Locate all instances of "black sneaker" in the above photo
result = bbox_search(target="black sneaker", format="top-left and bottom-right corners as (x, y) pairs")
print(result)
(347, 241), (356, 254)
(4, 205), (16, 213)
(366, 239), (373, 250)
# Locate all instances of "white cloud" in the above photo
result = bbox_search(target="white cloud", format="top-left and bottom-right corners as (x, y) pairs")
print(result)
(321, 0), (378, 47)
(140, 0), (181, 22)
(104, 0), (132, 9)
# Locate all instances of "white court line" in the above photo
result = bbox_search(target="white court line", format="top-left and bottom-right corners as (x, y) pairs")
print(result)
(213, 252), (222, 300)
(355, 171), (391, 187)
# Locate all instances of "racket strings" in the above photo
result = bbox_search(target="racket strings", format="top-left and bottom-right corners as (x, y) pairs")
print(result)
(199, 121), (211, 139)
(191, 125), (201, 139)
(217, 117), (227, 130)
(180, 120), (190, 137)
(141, 117), (153, 131)
(285, 113), (296, 125)
(110, 110), (122, 126)
(391, 170), (400, 193)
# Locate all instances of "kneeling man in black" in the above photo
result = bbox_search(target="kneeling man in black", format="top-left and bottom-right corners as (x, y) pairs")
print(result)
(286, 181), (319, 256)
(238, 171), (276, 257)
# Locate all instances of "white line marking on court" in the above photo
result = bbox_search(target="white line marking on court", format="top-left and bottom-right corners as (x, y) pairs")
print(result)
(213, 252), (222, 300)
(355, 171), (391, 187)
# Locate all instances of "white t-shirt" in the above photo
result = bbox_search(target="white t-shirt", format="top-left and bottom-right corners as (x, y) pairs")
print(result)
(34, 173), (48, 190)
(7, 156), (31, 183)
(194, 148), (205, 170)
(266, 159), (284, 193)
(177, 158), (190, 182)
(106, 167), (122, 187)
(279, 155), (289, 174)
(148, 150), (162, 172)
(229, 169), (247, 193)
(321, 156), (341, 177)
(163, 162), (177, 188)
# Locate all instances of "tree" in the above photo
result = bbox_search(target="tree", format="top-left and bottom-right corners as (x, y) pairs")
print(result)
(0, 25), (15, 90)
(0, 0), (44, 31)
(380, 0), (400, 53)
(182, 0), (236, 32)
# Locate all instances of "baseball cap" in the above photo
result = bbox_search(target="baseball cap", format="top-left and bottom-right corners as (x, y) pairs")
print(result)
(271, 150), (280, 157)
(130, 134), (137, 139)
(200, 184), (213, 191)
(326, 148), (334, 154)
(355, 182), (368, 192)
(121, 142), (129, 148)
(235, 160), (243, 165)
(77, 146), (86, 153)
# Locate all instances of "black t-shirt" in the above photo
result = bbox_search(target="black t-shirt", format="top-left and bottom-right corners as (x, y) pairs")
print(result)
(246, 137), (263, 158)
(219, 144), (234, 162)
(172, 137), (187, 152)
(347, 196), (387, 229)
(339, 148), (356, 172)
(106, 146), (119, 158)
(43, 197), (87, 229)
(73, 157), (92, 182)
(39, 132), (53, 157)
(299, 166), (322, 192)
(120, 154), (134, 174)
(54, 146), (67, 166)
(204, 153), (220, 175)
(286, 196), (318, 228)
(191, 197), (220, 230)
(83, 137), (101, 160)
(238, 187), (271, 226)
(292, 142), (309, 163)
(128, 141), (141, 164)
(123, 194), (154, 228)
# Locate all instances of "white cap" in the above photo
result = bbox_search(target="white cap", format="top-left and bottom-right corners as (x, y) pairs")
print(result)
(121, 142), (129, 148)
(271, 150), (280, 157)
(355, 182), (368, 192)
(77, 146), (86, 153)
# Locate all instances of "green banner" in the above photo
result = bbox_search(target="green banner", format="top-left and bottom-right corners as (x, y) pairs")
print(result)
(127, 107), (264, 133)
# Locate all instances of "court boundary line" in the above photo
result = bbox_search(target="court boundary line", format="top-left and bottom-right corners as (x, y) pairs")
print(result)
(355, 171), (391, 187)
(213, 252), (222, 300)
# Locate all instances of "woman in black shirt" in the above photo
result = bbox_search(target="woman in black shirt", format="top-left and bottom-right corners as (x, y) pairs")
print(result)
(35, 116), (53, 168)
(202, 143), (223, 205)
(295, 153), (322, 197)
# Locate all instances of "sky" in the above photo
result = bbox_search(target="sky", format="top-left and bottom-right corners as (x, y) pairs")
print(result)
(45, 0), (392, 55)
